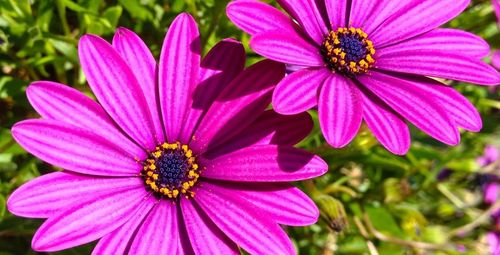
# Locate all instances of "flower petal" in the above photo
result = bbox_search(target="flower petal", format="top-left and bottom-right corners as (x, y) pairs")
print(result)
(370, 0), (470, 47)
(276, 0), (328, 42)
(250, 29), (323, 67)
(129, 202), (179, 255)
(318, 74), (363, 148)
(376, 50), (500, 86)
(360, 91), (410, 155)
(349, 0), (379, 28)
(273, 68), (330, 115)
(26, 81), (145, 159)
(205, 110), (313, 158)
(159, 13), (201, 143)
(396, 75), (482, 132)
(78, 34), (157, 150)
(195, 183), (295, 255)
(181, 199), (239, 255)
(113, 27), (165, 143)
(360, 0), (407, 35)
(92, 196), (156, 255)
(226, 0), (296, 36)
(12, 119), (141, 176)
(379, 28), (490, 58)
(181, 39), (246, 144)
(493, 51), (500, 70)
(190, 60), (284, 153)
(324, 0), (348, 28)
(200, 145), (327, 182)
(217, 182), (319, 226)
(7, 172), (142, 218)
(32, 186), (149, 252)
(357, 71), (460, 145)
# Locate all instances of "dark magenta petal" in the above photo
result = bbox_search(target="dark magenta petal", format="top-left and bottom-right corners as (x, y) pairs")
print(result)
(78, 34), (157, 150)
(324, 0), (348, 28)
(181, 199), (239, 254)
(31, 187), (150, 252)
(200, 145), (327, 182)
(159, 13), (201, 144)
(113, 27), (165, 143)
(318, 74), (363, 148)
(273, 68), (330, 115)
(205, 110), (313, 158)
(195, 183), (295, 255)
(191, 60), (284, 153)
(181, 38), (246, 144)
(226, 0), (296, 36)
(26, 81), (145, 159)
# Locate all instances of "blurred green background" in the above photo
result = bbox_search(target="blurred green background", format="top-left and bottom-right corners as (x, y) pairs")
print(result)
(0, 0), (499, 254)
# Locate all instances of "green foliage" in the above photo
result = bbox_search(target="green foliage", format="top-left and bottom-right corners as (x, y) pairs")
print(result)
(0, 0), (499, 254)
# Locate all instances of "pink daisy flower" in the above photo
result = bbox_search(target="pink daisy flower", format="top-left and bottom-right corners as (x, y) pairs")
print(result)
(7, 13), (327, 254)
(493, 0), (500, 69)
(227, 0), (500, 155)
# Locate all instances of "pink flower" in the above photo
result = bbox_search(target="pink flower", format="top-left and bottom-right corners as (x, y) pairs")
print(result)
(7, 13), (328, 254)
(227, 0), (500, 155)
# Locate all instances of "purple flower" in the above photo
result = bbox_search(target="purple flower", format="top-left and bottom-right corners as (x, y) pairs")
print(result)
(485, 183), (499, 205)
(7, 13), (328, 254)
(487, 232), (500, 255)
(477, 145), (499, 167)
(493, 0), (500, 69)
(227, 0), (500, 155)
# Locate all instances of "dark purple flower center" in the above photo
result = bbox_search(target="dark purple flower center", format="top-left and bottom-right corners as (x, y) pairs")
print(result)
(321, 27), (376, 76)
(141, 143), (200, 200)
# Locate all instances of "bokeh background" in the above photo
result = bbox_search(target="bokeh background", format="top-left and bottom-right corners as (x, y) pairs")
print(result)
(0, 0), (499, 254)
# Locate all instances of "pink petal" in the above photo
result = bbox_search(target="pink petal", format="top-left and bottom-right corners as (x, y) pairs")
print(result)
(324, 0), (348, 28)
(181, 38), (246, 144)
(12, 119), (141, 176)
(217, 182), (319, 226)
(226, 0), (296, 36)
(78, 34), (157, 150)
(129, 202), (179, 255)
(318, 74), (363, 148)
(181, 199), (239, 254)
(357, 71), (460, 145)
(360, 0), (407, 35)
(195, 183), (295, 255)
(402, 75), (482, 132)
(159, 13), (201, 143)
(250, 29), (324, 67)
(349, 0), (379, 28)
(376, 50), (500, 86)
(276, 0), (328, 42)
(200, 145), (327, 182)
(92, 196), (156, 255)
(32, 186), (150, 252)
(378, 28), (490, 58)
(7, 172), (142, 218)
(26, 81), (145, 159)
(190, 60), (284, 153)
(371, 0), (470, 47)
(493, 51), (500, 70)
(205, 110), (313, 158)
(361, 91), (410, 155)
(112, 27), (165, 143)
(273, 68), (330, 115)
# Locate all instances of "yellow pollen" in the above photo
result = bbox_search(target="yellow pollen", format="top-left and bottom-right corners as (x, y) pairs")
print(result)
(321, 27), (376, 76)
